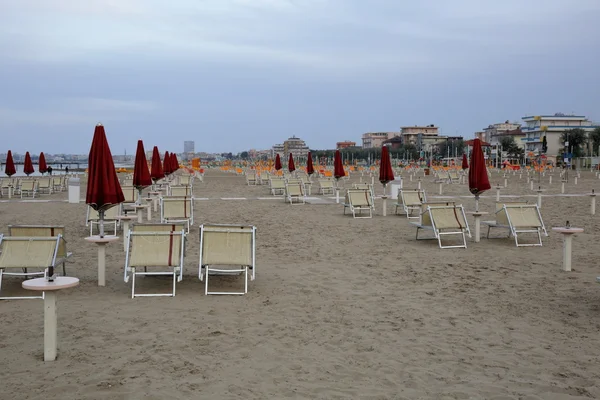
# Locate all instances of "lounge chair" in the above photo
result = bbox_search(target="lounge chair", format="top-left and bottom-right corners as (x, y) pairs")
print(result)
(52, 176), (63, 192)
(246, 171), (257, 185)
(199, 224), (256, 295)
(435, 170), (450, 184)
(170, 185), (193, 197)
(343, 189), (374, 218)
(269, 178), (286, 196)
(178, 175), (192, 186)
(483, 202), (548, 246)
(124, 230), (185, 298)
(86, 205), (121, 236)
(0, 178), (14, 197)
(121, 185), (138, 211)
(448, 170), (460, 183)
(37, 177), (52, 194)
(352, 183), (375, 206)
(20, 180), (37, 198)
(160, 196), (193, 232)
(285, 181), (306, 204)
(411, 202), (471, 249)
(0, 235), (60, 300)
(318, 179), (335, 195)
(395, 189), (427, 219)
(8, 225), (72, 275)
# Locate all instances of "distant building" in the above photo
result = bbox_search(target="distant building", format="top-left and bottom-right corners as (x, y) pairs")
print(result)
(474, 131), (488, 143)
(336, 141), (356, 149)
(382, 136), (403, 150)
(521, 113), (598, 158)
(184, 141), (195, 154)
(483, 121), (523, 147)
(272, 136), (309, 159)
(399, 125), (447, 152)
(362, 132), (398, 149)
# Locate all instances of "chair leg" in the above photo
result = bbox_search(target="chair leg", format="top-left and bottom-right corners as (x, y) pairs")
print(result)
(131, 270), (136, 299)
(205, 270), (209, 295)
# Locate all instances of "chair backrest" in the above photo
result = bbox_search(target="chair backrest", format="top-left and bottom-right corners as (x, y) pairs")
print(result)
(37, 177), (51, 188)
(270, 179), (286, 189)
(200, 225), (255, 266)
(127, 231), (185, 267)
(8, 225), (68, 259)
(1, 179), (13, 189)
(352, 183), (372, 191)
(504, 205), (543, 229)
(401, 190), (426, 206)
(52, 177), (62, 185)
(161, 197), (193, 219)
(87, 205), (121, 221)
(428, 205), (468, 230)
(21, 180), (35, 191)
(170, 186), (192, 197)
(178, 175), (191, 185)
(495, 201), (528, 212)
(121, 186), (138, 203)
(495, 202), (529, 225)
(131, 223), (187, 233)
(347, 189), (372, 207)
(286, 182), (304, 196)
(319, 179), (334, 188)
(0, 235), (60, 269)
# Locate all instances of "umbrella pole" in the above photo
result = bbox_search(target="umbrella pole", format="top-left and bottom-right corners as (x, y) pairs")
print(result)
(99, 209), (105, 238)
(475, 194), (480, 213)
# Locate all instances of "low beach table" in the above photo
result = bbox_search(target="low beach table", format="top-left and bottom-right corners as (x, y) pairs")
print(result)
(148, 191), (160, 212)
(144, 197), (154, 220)
(551, 226), (584, 272)
(84, 235), (119, 286)
(22, 277), (79, 361)
(132, 204), (149, 223)
(467, 211), (489, 243)
(115, 215), (137, 251)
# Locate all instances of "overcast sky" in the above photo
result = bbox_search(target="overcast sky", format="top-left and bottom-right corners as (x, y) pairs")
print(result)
(1, 0), (599, 155)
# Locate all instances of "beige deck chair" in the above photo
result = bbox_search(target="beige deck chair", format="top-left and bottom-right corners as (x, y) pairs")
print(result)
(319, 179), (335, 195)
(448, 170), (460, 183)
(160, 196), (193, 232)
(411, 202), (471, 249)
(352, 183), (375, 205)
(178, 175), (192, 186)
(170, 185), (193, 197)
(86, 205), (121, 236)
(395, 189), (427, 218)
(8, 225), (72, 275)
(0, 235), (60, 300)
(343, 189), (374, 218)
(52, 176), (63, 192)
(1, 178), (14, 197)
(122, 179), (134, 186)
(483, 202), (548, 246)
(37, 177), (52, 194)
(199, 224), (256, 295)
(124, 230), (185, 298)
(270, 178), (286, 196)
(435, 170), (450, 183)
(20, 180), (37, 198)
(285, 181), (306, 204)
(246, 171), (257, 185)
(121, 185), (138, 211)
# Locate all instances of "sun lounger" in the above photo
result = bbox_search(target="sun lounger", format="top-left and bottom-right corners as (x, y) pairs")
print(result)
(318, 179), (335, 195)
(448, 170), (460, 183)
(343, 189), (374, 218)
(0, 235), (60, 300)
(52, 176), (63, 192)
(169, 185), (193, 197)
(37, 177), (52, 194)
(86, 205), (121, 236)
(411, 202), (471, 249)
(482, 202), (548, 246)
(121, 185), (138, 211)
(124, 230), (185, 298)
(20, 180), (37, 198)
(199, 224), (256, 295)
(270, 178), (286, 196)
(8, 225), (72, 275)
(435, 170), (450, 184)
(160, 196), (193, 232)
(395, 189), (427, 218)
(285, 181), (306, 204)
(178, 175), (192, 186)
(0, 178), (14, 197)
(246, 171), (257, 185)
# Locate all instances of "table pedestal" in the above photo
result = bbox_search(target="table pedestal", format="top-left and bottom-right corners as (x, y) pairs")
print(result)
(145, 198), (153, 220)
(335, 188), (340, 204)
(382, 196), (388, 217)
(467, 212), (488, 243)
(133, 205), (148, 223)
(552, 227), (584, 272)
(590, 194), (596, 215)
(44, 292), (58, 361)
(85, 236), (119, 286)
(8, 185), (12, 199)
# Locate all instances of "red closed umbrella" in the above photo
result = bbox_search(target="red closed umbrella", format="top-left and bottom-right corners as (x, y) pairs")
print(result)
(468, 138), (491, 211)
(23, 152), (34, 176)
(462, 153), (468, 170)
(133, 140), (152, 202)
(4, 150), (16, 177)
(163, 151), (171, 175)
(39, 152), (48, 174)
(333, 150), (345, 180)
(86, 124), (125, 237)
(306, 151), (314, 175)
(274, 154), (282, 171)
(379, 146), (394, 186)
(150, 146), (164, 182)
(288, 153), (295, 173)
(171, 153), (179, 172)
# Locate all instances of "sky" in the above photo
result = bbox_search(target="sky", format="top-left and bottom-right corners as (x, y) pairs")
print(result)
(1, 0), (599, 155)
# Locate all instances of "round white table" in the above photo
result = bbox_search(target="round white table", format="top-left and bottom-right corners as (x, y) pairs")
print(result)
(467, 211), (489, 243)
(115, 215), (137, 251)
(84, 235), (119, 286)
(22, 277), (79, 361)
(551, 227), (584, 272)
(148, 191), (160, 212)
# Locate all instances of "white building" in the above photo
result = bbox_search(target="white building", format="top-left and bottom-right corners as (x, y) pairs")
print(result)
(362, 132), (398, 149)
(521, 113), (597, 158)
(483, 121), (523, 147)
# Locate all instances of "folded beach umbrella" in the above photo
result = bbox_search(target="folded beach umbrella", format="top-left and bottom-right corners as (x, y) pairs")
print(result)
(171, 153), (179, 173)
(163, 151), (171, 175)
(333, 150), (345, 180)
(23, 152), (35, 176)
(288, 153), (295, 173)
(86, 124), (124, 237)
(306, 151), (314, 175)
(150, 146), (164, 182)
(5, 150), (16, 177)
(275, 154), (282, 171)
(462, 153), (468, 170)
(38, 152), (48, 174)
(133, 140), (152, 203)
(379, 146), (394, 188)
(468, 138), (491, 212)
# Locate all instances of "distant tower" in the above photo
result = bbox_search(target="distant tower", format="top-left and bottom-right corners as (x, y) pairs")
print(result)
(184, 141), (195, 153)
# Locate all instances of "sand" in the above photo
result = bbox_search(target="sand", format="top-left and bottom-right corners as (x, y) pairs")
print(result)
(1, 169), (600, 399)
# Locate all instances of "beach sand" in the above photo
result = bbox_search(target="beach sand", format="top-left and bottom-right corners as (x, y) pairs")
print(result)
(1, 169), (600, 399)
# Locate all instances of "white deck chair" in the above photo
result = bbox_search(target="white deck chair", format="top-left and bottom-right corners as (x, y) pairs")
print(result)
(199, 224), (256, 295)
(0, 235), (60, 300)
(285, 181), (306, 204)
(124, 230), (185, 298)
(246, 171), (257, 185)
(37, 177), (52, 194)
(169, 185), (193, 197)
(20, 180), (37, 198)
(319, 179), (335, 195)
(448, 170), (460, 183)
(343, 189), (374, 218)
(352, 183), (375, 206)
(411, 203), (471, 249)
(8, 225), (72, 276)
(270, 178), (286, 196)
(160, 196), (193, 232)
(483, 202), (548, 246)
(178, 175), (192, 186)
(395, 189), (427, 218)
(86, 205), (121, 236)
(52, 176), (63, 192)
(121, 185), (138, 210)
(435, 170), (450, 184)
